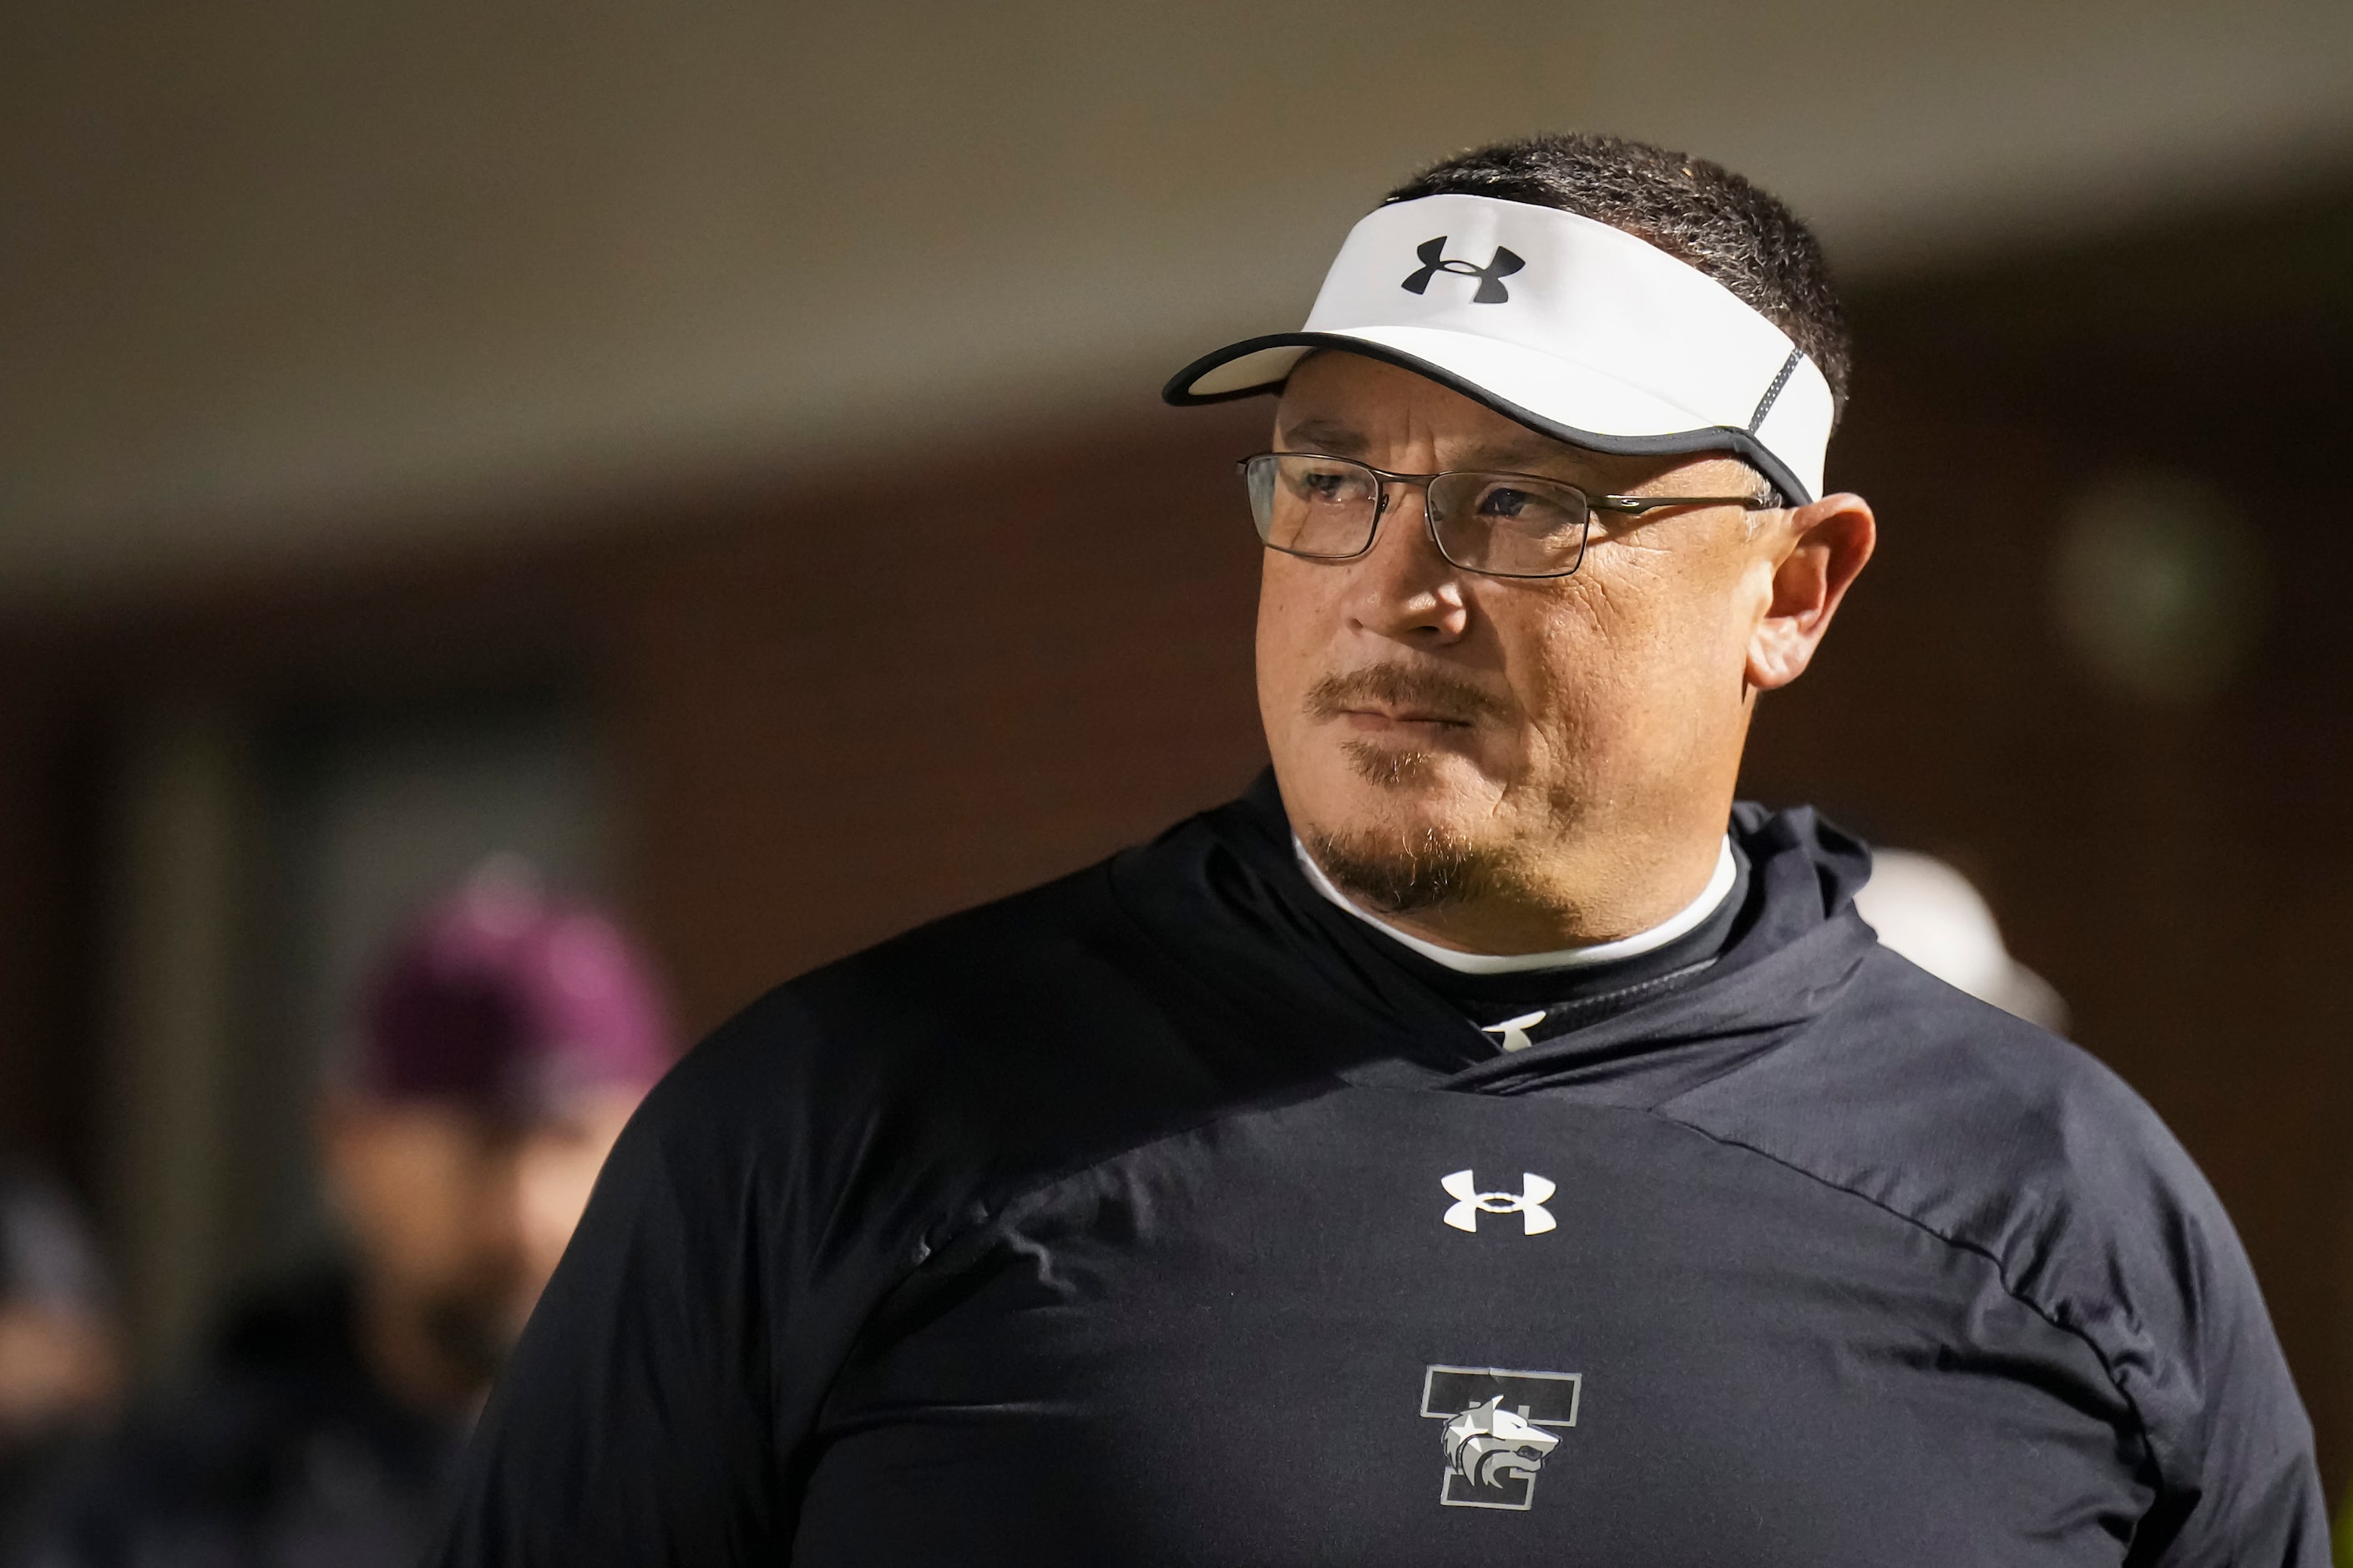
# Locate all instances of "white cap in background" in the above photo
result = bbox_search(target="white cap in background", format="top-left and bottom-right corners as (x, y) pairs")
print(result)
(1854, 851), (2067, 1034)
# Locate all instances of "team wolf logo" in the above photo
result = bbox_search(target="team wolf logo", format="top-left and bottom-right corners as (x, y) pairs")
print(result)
(1420, 1365), (1581, 1510)
(1445, 1397), (1559, 1490)
(1400, 237), (1526, 303)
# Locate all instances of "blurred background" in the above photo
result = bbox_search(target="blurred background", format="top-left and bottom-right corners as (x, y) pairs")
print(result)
(3, 0), (2350, 1530)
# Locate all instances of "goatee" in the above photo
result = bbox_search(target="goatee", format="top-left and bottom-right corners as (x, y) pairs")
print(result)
(1303, 822), (1535, 917)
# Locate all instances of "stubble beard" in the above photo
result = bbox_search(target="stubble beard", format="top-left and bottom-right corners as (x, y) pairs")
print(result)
(1303, 751), (1545, 918)
(1338, 736), (1445, 791)
(1297, 662), (1542, 917)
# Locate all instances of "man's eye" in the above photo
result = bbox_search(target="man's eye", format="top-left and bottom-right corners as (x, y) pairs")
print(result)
(1298, 470), (1355, 503)
(1476, 486), (1536, 518)
(1472, 483), (1578, 531)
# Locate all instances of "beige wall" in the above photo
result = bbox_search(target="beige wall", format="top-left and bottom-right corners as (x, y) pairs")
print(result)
(7, 0), (2352, 600)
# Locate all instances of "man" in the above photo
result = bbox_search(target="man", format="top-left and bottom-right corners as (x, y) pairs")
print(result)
(0, 1172), (118, 1561)
(33, 873), (672, 1568)
(432, 134), (2325, 1564)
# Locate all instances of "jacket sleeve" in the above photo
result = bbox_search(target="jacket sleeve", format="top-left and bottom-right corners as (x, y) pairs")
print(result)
(1663, 964), (2334, 1568)
(424, 989), (921, 1566)
(2118, 1136), (2329, 1566)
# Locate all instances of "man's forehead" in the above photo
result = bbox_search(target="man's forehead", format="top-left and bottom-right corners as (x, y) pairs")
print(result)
(1274, 354), (1622, 476)
(1277, 413), (1579, 475)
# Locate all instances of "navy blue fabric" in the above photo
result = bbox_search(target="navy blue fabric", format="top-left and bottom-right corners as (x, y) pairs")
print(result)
(429, 778), (2325, 1566)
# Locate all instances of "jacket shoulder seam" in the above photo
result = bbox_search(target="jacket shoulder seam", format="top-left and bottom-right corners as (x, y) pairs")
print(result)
(1640, 1104), (2164, 1487)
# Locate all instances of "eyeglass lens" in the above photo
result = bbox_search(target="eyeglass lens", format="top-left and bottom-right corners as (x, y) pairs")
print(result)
(1242, 454), (1591, 579)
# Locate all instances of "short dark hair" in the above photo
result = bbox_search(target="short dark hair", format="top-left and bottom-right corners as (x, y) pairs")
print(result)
(1387, 134), (1851, 414)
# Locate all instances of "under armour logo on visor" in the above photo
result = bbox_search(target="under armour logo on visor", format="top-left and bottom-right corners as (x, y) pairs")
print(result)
(1442, 1170), (1556, 1234)
(1401, 237), (1526, 303)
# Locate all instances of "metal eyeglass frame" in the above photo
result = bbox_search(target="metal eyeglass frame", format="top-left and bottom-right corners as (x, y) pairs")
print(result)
(1238, 451), (1782, 579)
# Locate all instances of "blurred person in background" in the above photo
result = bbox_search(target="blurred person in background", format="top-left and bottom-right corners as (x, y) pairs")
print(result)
(433, 133), (2323, 1564)
(0, 1174), (118, 1560)
(30, 872), (673, 1568)
(1850, 847), (2068, 1032)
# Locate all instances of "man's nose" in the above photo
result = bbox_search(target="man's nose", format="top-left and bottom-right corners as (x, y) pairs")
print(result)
(1343, 483), (1469, 643)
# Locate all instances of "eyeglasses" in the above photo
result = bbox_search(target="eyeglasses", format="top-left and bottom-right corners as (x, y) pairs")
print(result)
(1237, 452), (1779, 579)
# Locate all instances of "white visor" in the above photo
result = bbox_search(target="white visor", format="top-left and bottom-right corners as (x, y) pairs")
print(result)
(1163, 193), (1834, 504)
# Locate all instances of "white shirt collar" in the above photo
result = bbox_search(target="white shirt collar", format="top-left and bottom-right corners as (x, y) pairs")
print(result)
(1292, 833), (1738, 976)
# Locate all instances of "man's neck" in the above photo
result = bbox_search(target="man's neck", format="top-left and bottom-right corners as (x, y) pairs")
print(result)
(360, 1285), (495, 1420)
(1293, 834), (1738, 973)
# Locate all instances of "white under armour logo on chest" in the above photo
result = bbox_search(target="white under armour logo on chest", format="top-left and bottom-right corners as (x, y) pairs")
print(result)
(1441, 1170), (1557, 1234)
(1479, 1010), (1546, 1053)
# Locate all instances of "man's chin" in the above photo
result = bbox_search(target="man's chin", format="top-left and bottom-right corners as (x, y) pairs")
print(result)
(421, 1292), (518, 1387)
(1333, 736), (1489, 797)
(1296, 742), (1497, 850)
(1296, 782), (1523, 918)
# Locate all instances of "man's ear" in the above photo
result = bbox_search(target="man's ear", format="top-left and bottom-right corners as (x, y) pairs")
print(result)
(1746, 493), (1875, 692)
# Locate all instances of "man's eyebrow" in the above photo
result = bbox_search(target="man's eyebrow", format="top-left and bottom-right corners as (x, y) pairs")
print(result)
(1274, 417), (1607, 480)
(1273, 418), (1368, 454)
(1453, 435), (1586, 473)
(1441, 432), (1632, 488)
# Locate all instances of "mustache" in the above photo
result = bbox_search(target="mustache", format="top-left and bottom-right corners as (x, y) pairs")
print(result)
(1303, 664), (1508, 726)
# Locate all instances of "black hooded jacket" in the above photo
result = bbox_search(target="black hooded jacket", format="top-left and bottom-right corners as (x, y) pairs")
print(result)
(430, 777), (2325, 1565)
